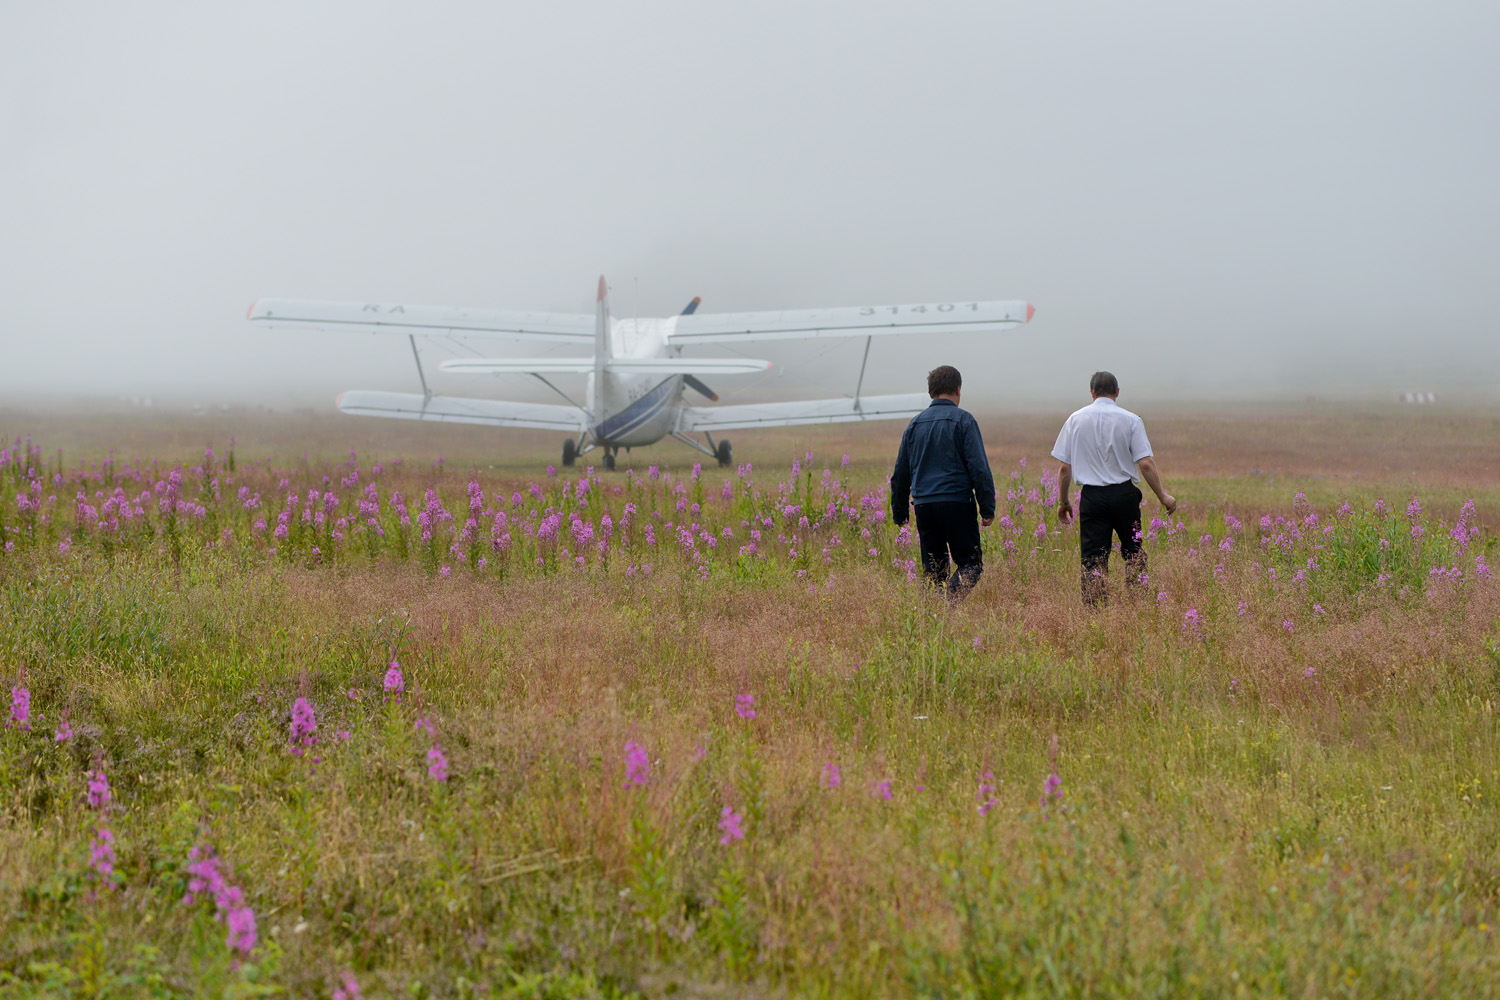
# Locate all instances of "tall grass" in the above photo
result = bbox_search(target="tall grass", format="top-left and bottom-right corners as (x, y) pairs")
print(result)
(1, 435), (1498, 997)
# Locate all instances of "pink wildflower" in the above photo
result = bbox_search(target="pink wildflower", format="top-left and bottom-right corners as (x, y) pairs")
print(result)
(623, 741), (650, 787)
(977, 770), (1000, 816)
(89, 826), (116, 882)
(873, 779), (893, 801)
(384, 659), (404, 698)
(184, 845), (256, 955)
(1041, 771), (1063, 809)
(87, 768), (112, 811)
(54, 719), (72, 742)
(734, 693), (756, 719)
(332, 972), (364, 1000)
(821, 762), (842, 788)
(8, 685), (29, 730)
(224, 891), (258, 955)
(289, 697), (317, 754)
(717, 805), (745, 845)
(427, 744), (449, 782)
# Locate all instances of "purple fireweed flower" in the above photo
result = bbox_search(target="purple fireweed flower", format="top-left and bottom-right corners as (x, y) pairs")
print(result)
(54, 719), (72, 742)
(87, 768), (111, 811)
(822, 762), (842, 788)
(8, 685), (29, 730)
(185, 845), (256, 954)
(1283, 618), (1295, 633)
(384, 659), (404, 697)
(1182, 608), (1200, 633)
(224, 893), (258, 955)
(89, 826), (117, 882)
(1041, 771), (1063, 809)
(623, 741), (650, 787)
(289, 697), (317, 754)
(718, 805), (746, 845)
(972, 635), (983, 649)
(734, 693), (756, 719)
(977, 770), (1000, 816)
(873, 779), (893, 801)
(427, 744), (449, 782)
(332, 972), (365, 1000)
(1304, 665), (1316, 680)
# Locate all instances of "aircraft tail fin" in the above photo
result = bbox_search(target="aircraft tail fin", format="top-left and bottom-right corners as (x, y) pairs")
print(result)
(594, 275), (611, 359)
(592, 276), (610, 423)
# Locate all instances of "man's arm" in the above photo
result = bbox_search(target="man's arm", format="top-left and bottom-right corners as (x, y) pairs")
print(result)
(961, 415), (996, 526)
(1136, 456), (1177, 513)
(1056, 463), (1074, 523)
(890, 426), (913, 526)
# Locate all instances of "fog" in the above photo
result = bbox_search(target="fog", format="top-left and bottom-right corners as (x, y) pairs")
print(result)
(4, 0), (1498, 412)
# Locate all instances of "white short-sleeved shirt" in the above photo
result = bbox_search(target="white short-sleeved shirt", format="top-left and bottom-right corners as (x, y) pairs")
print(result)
(1050, 397), (1153, 486)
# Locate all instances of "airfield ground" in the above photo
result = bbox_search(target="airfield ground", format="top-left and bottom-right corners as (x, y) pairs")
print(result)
(2, 404), (1499, 998)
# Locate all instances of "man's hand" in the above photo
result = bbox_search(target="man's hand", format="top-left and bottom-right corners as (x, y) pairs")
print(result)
(1057, 500), (1074, 524)
(1161, 494), (1178, 515)
(981, 516), (994, 527)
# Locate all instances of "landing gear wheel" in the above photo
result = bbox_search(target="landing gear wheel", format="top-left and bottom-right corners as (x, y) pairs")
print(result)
(603, 449), (616, 471)
(561, 439), (577, 467)
(715, 439), (732, 468)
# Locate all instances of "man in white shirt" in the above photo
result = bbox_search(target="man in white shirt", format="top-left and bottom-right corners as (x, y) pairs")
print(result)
(1051, 371), (1177, 604)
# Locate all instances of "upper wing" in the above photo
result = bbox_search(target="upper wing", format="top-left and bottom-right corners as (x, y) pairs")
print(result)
(248, 299), (594, 344)
(668, 299), (1033, 345)
(676, 393), (930, 432)
(438, 357), (773, 376)
(337, 391), (587, 431)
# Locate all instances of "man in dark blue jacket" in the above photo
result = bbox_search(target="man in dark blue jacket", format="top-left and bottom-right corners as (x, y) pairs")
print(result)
(890, 365), (996, 598)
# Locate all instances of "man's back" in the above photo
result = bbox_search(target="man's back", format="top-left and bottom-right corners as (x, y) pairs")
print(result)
(1053, 398), (1151, 487)
(890, 399), (995, 516)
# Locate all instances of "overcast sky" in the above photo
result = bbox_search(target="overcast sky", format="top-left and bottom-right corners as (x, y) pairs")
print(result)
(4, 0), (1498, 408)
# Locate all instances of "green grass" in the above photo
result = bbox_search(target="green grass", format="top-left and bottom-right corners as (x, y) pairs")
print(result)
(1, 428), (1499, 998)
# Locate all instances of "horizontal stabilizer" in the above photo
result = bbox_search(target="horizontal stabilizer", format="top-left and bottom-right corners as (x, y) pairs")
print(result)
(248, 299), (594, 344)
(677, 392), (931, 432)
(336, 391), (587, 431)
(669, 300), (1032, 345)
(438, 357), (772, 376)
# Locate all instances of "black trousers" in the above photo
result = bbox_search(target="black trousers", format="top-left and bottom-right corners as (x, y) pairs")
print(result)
(1078, 481), (1146, 604)
(914, 500), (983, 598)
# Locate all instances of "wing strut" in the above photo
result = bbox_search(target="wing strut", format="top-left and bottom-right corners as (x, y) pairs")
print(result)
(409, 335), (432, 402)
(853, 336), (873, 413)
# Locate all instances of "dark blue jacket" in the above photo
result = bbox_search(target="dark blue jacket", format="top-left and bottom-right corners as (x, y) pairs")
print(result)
(890, 399), (996, 524)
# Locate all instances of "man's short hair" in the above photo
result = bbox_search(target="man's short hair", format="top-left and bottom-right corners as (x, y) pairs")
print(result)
(928, 365), (962, 398)
(1090, 371), (1119, 396)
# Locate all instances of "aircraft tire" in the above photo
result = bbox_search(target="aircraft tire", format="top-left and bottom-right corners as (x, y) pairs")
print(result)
(561, 439), (577, 467)
(716, 439), (732, 468)
(603, 450), (616, 471)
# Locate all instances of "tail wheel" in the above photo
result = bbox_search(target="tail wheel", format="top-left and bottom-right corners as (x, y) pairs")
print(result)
(561, 439), (577, 467)
(715, 439), (732, 468)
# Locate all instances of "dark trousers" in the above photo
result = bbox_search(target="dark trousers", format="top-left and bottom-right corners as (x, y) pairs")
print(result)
(1079, 481), (1146, 604)
(914, 500), (983, 598)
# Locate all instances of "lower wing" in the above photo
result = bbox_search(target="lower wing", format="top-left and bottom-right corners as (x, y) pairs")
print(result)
(336, 391), (587, 431)
(676, 393), (929, 432)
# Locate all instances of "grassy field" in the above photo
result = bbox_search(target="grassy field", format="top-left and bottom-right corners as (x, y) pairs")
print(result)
(2, 405), (1499, 998)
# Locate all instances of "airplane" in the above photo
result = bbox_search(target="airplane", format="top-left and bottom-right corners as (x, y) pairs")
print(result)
(246, 277), (1034, 469)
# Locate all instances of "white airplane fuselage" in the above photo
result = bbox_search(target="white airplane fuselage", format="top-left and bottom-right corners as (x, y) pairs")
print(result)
(586, 317), (687, 449)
